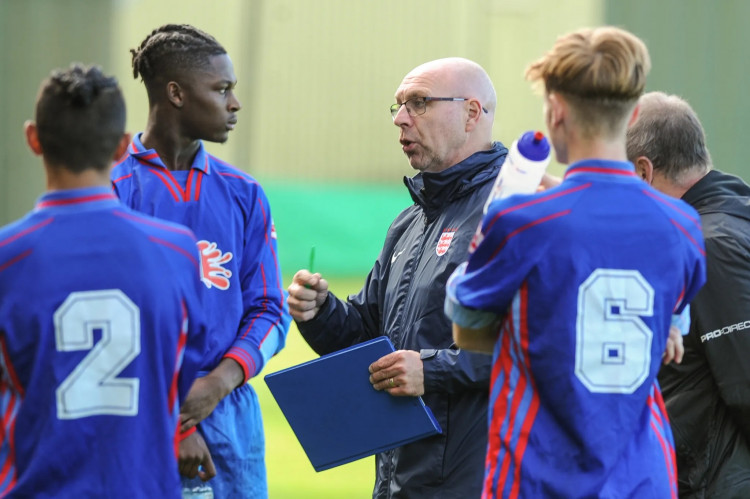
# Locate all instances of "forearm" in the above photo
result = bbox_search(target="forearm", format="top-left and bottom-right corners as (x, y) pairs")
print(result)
(205, 357), (245, 398)
(453, 323), (499, 353)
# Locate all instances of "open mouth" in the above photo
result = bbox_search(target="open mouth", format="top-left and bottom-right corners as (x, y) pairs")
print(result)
(400, 139), (416, 153)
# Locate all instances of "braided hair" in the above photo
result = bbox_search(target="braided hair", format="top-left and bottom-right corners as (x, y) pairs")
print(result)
(35, 63), (126, 171)
(131, 24), (226, 87)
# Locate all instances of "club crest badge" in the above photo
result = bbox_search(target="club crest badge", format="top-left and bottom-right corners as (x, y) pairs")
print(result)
(198, 240), (233, 290)
(436, 229), (457, 256)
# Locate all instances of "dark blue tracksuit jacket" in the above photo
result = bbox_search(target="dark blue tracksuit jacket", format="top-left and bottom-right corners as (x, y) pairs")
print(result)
(298, 142), (508, 498)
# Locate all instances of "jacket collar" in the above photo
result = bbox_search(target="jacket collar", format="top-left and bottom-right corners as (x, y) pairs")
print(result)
(683, 169), (750, 221)
(404, 142), (508, 218)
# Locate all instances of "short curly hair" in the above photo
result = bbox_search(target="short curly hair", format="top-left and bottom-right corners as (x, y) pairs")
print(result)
(35, 63), (125, 171)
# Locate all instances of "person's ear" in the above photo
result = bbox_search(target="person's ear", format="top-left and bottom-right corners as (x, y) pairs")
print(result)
(634, 156), (654, 184)
(113, 133), (131, 160)
(547, 92), (566, 129)
(464, 98), (483, 132)
(166, 81), (184, 108)
(24, 120), (43, 156)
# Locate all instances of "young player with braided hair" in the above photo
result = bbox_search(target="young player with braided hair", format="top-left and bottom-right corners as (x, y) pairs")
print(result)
(0, 64), (207, 497)
(112, 24), (289, 498)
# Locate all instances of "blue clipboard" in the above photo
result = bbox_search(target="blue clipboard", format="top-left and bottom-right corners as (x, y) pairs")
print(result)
(264, 336), (442, 472)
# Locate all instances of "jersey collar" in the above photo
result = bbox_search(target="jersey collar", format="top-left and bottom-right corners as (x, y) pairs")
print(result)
(563, 159), (638, 181)
(35, 186), (120, 212)
(128, 133), (212, 174)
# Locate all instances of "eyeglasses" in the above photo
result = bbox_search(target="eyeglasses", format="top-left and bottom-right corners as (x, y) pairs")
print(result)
(390, 97), (489, 119)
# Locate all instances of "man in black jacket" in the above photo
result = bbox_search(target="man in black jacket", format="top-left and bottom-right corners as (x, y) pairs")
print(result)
(287, 58), (506, 498)
(627, 91), (750, 498)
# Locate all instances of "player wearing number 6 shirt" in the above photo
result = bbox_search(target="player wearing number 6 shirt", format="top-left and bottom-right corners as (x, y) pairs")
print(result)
(0, 65), (207, 498)
(445, 27), (706, 498)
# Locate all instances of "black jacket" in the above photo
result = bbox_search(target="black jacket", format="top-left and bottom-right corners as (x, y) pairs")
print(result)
(658, 169), (750, 498)
(298, 143), (507, 498)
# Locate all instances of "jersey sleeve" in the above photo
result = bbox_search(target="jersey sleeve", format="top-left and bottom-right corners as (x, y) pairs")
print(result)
(694, 235), (750, 440)
(223, 186), (288, 382)
(449, 200), (543, 316)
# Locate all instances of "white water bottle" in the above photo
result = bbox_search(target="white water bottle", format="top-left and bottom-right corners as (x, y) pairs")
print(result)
(483, 130), (551, 213)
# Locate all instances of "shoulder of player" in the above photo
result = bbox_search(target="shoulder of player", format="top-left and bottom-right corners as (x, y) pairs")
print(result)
(110, 154), (138, 183)
(485, 188), (574, 229)
(112, 207), (197, 247)
(0, 213), (51, 251)
(641, 185), (703, 233)
(208, 154), (270, 192)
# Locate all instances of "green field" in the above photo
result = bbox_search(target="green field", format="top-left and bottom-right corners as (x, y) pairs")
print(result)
(250, 277), (375, 498)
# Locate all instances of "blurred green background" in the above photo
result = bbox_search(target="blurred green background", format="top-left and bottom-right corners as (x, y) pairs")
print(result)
(2, 1), (749, 497)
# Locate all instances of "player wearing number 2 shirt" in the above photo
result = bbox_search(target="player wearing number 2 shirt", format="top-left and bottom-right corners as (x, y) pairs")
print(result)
(0, 65), (206, 498)
(446, 28), (706, 498)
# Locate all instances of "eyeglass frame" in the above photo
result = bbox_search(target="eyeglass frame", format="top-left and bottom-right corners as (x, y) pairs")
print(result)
(390, 97), (489, 119)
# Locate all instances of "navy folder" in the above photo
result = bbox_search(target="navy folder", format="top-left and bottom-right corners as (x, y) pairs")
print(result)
(264, 336), (442, 472)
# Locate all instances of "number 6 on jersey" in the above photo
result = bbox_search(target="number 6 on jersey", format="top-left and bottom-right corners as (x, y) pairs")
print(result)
(575, 269), (655, 394)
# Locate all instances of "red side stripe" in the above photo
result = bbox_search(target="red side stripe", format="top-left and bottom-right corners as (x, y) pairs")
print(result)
(241, 264), (269, 341)
(564, 167), (637, 178)
(642, 189), (701, 229)
(218, 172), (259, 186)
(486, 183), (590, 233)
(485, 320), (515, 496)
(509, 284), (540, 499)
(0, 250), (32, 275)
(185, 169), (196, 201)
(0, 339), (23, 398)
(148, 236), (199, 269)
(168, 301), (189, 411)
(36, 193), (116, 208)
(113, 210), (194, 236)
(489, 210), (571, 261)
(0, 219), (53, 248)
(146, 168), (182, 202)
(673, 287), (686, 313)
(112, 172), (133, 184)
(670, 219), (705, 257)
(649, 394), (678, 499)
(194, 171), (204, 201)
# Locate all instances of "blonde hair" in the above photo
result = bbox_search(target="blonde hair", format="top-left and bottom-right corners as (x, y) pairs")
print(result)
(526, 26), (651, 137)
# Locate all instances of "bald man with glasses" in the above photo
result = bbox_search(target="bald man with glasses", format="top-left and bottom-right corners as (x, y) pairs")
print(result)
(287, 58), (508, 498)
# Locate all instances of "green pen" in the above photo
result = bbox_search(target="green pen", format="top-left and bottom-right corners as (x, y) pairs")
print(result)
(305, 246), (316, 289)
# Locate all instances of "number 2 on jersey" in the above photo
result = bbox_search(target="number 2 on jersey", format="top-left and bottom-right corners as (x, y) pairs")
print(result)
(575, 269), (654, 394)
(54, 290), (141, 419)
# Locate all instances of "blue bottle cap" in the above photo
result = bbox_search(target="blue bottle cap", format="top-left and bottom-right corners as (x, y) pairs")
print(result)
(517, 130), (551, 161)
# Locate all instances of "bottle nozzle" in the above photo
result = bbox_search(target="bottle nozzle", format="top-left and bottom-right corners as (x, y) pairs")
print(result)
(533, 131), (545, 143)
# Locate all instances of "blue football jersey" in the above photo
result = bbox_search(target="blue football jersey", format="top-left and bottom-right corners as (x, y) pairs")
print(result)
(111, 134), (288, 381)
(449, 160), (706, 498)
(0, 187), (207, 498)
